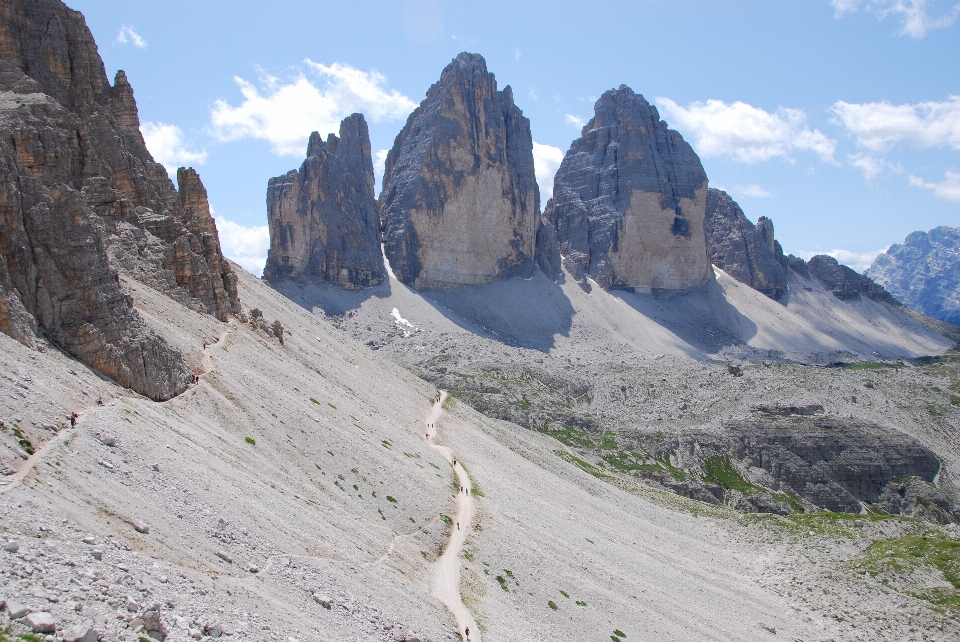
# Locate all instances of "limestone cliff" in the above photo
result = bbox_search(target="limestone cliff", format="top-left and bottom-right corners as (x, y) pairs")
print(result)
(704, 188), (787, 300)
(543, 86), (712, 292)
(264, 114), (384, 289)
(803, 255), (897, 304)
(0, 0), (239, 400)
(865, 226), (960, 324)
(379, 53), (546, 289)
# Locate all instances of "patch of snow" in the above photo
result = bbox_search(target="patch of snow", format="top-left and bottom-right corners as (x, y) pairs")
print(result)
(391, 308), (413, 327)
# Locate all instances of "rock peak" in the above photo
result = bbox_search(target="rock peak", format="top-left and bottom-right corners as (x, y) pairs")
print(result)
(265, 113), (384, 289)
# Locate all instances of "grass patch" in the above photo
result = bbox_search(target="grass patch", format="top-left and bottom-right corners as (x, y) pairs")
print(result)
(440, 514), (452, 525)
(855, 532), (960, 610)
(381, 440), (392, 449)
(244, 436), (256, 445)
(576, 600), (587, 607)
(703, 455), (761, 494)
(10, 426), (34, 455)
(559, 590), (569, 598)
(386, 496), (397, 503)
(328, 402), (337, 409)
(548, 600), (558, 610)
(848, 361), (890, 370)
(613, 629), (626, 638)
(18, 635), (44, 642)
(310, 397), (320, 404)
(496, 575), (509, 591)
(555, 450), (611, 479)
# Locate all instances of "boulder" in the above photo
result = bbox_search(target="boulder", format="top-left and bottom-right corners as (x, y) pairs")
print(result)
(264, 114), (384, 288)
(544, 85), (711, 292)
(379, 53), (546, 289)
(703, 188), (787, 299)
(62, 621), (98, 642)
(25, 611), (56, 633)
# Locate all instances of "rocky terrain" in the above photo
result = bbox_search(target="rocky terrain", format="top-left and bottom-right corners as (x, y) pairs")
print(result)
(544, 86), (711, 292)
(0, 0), (239, 401)
(704, 188), (787, 300)
(264, 114), (384, 289)
(378, 53), (550, 290)
(867, 226), (960, 324)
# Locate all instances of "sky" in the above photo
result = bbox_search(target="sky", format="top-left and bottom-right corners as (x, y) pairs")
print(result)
(70, 0), (960, 275)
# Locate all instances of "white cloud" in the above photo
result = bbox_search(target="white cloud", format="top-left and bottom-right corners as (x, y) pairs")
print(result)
(797, 247), (889, 272)
(116, 24), (146, 48)
(831, 0), (960, 38)
(141, 122), (207, 177)
(532, 142), (564, 201)
(909, 170), (960, 201)
(565, 114), (585, 128)
(514, 48), (522, 61)
(374, 149), (389, 196)
(656, 98), (837, 164)
(848, 153), (905, 181)
(528, 88), (538, 101)
(209, 61), (416, 156)
(831, 96), (960, 152)
(214, 216), (270, 276)
(734, 184), (773, 198)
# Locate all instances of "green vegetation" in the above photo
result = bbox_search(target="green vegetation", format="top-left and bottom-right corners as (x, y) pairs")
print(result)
(381, 439), (392, 449)
(244, 436), (255, 445)
(18, 635), (44, 642)
(576, 600), (587, 607)
(386, 496), (397, 503)
(10, 426), (34, 455)
(328, 402), (337, 409)
(310, 397), (320, 404)
(440, 514), (452, 525)
(555, 450), (610, 479)
(548, 600), (558, 610)
(496, 575), (509, 591)
(559, 590), (569, 598)
(855, 532), (960, 610)
(848, 361), (891, 370)
(703, 455), (757, 493)
(613, 629), (626, 638)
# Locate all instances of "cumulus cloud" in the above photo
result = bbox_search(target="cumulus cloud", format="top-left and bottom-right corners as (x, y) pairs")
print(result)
(831, 0), (960, 38)
(565, 114), (585, 128)
(116, 24), (146, 48)
(214, 216), (270, 276)
(532, 142), (564, 201)
(797, 247), (889, 272)
(831, 96), (960, 152)
(210, 61), (416, 156)
(656, 98), (837, 164)
(734, 184), (773, 198)
(909, 170), (960, 201)
(141, 122), (207, 177)
(848, 153), (905, 181)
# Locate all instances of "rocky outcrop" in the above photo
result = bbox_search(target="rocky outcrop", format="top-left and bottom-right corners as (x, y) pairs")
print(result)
(704, 188), (787, 299)
(804, 255), (897, 304)
(639, 419), (954, 521)
(865, 226), (960, 324)
(264, 114), (384, 289)
(544, 86), (711, 292)
(379, 53), (546, 290)
(0, 0), (239, 400)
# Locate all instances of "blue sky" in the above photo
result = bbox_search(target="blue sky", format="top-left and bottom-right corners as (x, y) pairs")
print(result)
(70, 0), (960, 274)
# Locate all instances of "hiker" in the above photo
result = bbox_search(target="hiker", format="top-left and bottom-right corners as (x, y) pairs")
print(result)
(453, 458), (457, 466)
(457, 521), (460, 530)
(465, 627), (469, 639)
(96, 396), (103, 406)
(70, 412), (77, 428)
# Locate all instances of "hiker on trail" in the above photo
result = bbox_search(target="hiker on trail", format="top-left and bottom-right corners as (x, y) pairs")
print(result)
(457, 521), (460, 530)
(70, 412), (77, 427)
(96, 396), (103, 406)
(465, 627), (469, 639)
(203, 341), (207, 349)
(453, 458), (457, 466)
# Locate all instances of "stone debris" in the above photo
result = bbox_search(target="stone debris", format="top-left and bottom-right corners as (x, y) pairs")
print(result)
(25, 611), (56, 633)
(215, 550), (232, 563)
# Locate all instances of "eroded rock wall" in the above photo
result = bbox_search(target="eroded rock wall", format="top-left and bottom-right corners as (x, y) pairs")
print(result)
(0, 0), (239, 400)
(704, 188), (787, 300)
(264, 114), (384, 289)
(544, 86), (712, 292)
(379, 53), (545, 290)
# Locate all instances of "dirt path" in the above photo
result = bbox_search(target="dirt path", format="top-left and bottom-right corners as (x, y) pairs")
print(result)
(199, 325), (233, 376)
(425, 391), (480, 642)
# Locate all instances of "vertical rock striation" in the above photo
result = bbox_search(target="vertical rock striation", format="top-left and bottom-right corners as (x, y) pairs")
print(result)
(865, 226), (960, 324)
(0, 0), (239, 400)
(264, 114), (384, 289)
(543, 86), (712, 292)
(379, 52), (547, 289)
(703, 188), (787, 300)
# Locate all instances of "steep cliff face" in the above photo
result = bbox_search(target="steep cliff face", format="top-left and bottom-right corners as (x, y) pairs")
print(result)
(865, 226), (960, 324)
(703, 188), (787, 300)
(379, 53), (546, 290)
(544, 86), (711, 292)
(264, 114), (384, 289)
(0, 0), (239, 400)
(804, 255), (897, 304)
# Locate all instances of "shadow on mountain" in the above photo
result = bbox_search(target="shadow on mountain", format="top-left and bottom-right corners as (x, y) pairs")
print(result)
(268, 276), (390, 316)
(420, 270), (574, 353)
(615, 277), (758, 355)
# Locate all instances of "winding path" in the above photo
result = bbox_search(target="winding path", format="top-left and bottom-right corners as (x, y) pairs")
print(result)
(426, 391), (481, 642)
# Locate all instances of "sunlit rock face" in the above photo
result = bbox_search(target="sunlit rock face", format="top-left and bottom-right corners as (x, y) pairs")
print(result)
(379, 52), (548, 290)
(544, 86), (711, 292)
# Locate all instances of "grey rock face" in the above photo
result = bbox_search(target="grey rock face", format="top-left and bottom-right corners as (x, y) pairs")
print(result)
(544, 85), (711, 292)
(379, 52), (545, 290)
(264, 114), (384, 289)
(703, 188), (787, 299)
(865, 226), (960, 324)
(0, 0), (239, 400)
(804, 255), (897, 304)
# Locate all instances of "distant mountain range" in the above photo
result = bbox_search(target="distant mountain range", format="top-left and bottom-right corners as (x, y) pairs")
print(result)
(867, 226), (960, 325)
